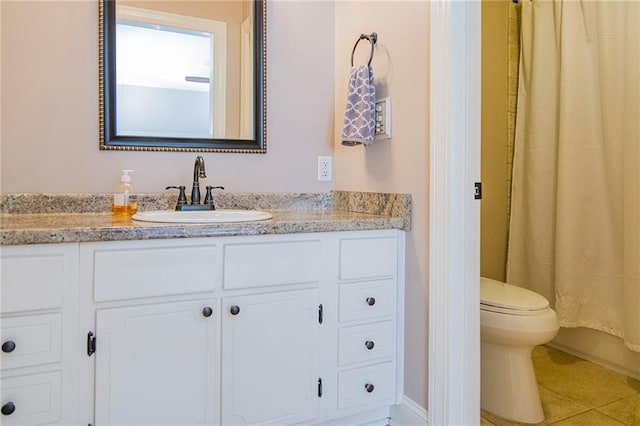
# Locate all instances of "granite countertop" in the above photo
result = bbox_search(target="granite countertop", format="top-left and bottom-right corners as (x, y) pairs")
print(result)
(0, 191), (411, 246)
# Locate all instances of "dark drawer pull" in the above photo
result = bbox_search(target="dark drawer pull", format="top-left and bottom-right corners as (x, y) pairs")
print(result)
(366, 297), (376, 306)
(202, 306), (213, 318)
(1, 401), (15, 416)
(2, 341), (16, 353)
(365, 383), (375, 393)
(230, 305), (240, 316)
(365, 340), (375, 350)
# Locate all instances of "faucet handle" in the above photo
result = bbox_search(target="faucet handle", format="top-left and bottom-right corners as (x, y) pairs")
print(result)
(204, 186), (225, 208)
(166, 186), (187, 209)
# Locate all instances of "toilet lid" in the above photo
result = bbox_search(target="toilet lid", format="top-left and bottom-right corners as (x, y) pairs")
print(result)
(480, 277), (549, 315)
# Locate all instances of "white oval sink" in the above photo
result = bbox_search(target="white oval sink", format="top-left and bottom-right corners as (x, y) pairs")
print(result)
(132, 209), (273, 224)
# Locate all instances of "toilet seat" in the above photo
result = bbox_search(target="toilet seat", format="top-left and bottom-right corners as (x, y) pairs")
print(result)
(481, 277), (549, 316)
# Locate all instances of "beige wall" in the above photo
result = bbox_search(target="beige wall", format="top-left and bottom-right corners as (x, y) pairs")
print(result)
(0, 1), (335, 193)
(480, 0), (510, 282)
(334, 1), (430, 408)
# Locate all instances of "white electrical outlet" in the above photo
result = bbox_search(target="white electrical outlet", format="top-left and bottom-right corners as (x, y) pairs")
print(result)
(317, 156), (332, 181)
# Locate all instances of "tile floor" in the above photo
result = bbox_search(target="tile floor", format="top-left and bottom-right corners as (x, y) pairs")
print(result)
(481, 346), (640, 425)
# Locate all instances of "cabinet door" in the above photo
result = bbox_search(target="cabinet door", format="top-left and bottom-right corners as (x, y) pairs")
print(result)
(222, 289), (319, 426)
(94, 300), (218, 425)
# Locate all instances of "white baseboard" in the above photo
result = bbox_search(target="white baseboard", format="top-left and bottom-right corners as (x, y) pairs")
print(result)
(318, 407), (391, 426)
(389, 395), (429, 426)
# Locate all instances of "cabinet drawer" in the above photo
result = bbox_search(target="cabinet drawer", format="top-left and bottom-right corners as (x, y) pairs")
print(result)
(337, 362), (394, 411)
(223, 239), (322, 289)
(1, 246), (71, 313)
(338, 321), (394, 366)
(1, 314), (62, 371)
(339, 236), (396, 281)
(92, 243), (216, 302)
(339, 279), (395, 322)
(0, 371), (62, 425)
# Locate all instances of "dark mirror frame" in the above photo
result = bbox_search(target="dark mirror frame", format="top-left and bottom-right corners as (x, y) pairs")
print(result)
(99, 0), (266, 153)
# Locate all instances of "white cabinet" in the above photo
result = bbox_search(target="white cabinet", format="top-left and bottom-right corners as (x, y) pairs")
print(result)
(94, 300), (218, 425)
(2, 229), (403, 426)
(0, 313), (62, 370)
(0, 371), (63, 425)
(80, 238), (219, 426)
(221, 289), (320, 425)
(0, 243), (79, 425)
(218, 235), (325, 425)
(332, 235), (400, 419)
(337, 362), (395, 411)
(89, 239), (217, 302)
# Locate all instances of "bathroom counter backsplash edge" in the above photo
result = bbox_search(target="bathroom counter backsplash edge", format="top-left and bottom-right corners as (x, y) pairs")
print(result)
(1, 191), (410, 219)
(0, 192), (335, 215)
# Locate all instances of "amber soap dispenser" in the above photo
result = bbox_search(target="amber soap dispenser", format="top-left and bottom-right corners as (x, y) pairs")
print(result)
(113, 169), (138, 216)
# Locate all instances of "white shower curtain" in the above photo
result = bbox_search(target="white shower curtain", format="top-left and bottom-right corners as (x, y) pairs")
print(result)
(506, 0), (640, 352)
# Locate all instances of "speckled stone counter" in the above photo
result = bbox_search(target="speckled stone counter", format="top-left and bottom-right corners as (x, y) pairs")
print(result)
(0, 191), (411, 245)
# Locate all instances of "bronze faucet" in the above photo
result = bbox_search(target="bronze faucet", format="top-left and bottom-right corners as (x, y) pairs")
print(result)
(166, 156), (224, 211)
(191, 155), (206, 205)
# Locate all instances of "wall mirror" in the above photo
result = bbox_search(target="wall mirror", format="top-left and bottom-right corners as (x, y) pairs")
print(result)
(99, 0), (266, 153)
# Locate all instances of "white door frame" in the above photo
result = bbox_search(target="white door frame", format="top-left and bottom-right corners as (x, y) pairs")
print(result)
(428, 1), (481, 424)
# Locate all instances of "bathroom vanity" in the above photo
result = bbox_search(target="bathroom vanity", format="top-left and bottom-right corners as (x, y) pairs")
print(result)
(0, 192), (409, 426)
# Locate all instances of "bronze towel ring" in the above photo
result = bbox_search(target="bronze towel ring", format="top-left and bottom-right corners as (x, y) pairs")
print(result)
(351, 32), (378, 67)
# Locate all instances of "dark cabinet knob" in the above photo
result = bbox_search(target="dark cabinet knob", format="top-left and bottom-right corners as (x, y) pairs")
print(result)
(1, 401), (15, 416)
(365, 383), (375, 393)
(2, 341), (16, 353)
(202, 307), (213, 318)
(230, 305), (240, 315)
(365, 340), (375, 350)
(366, 297), (376, 306)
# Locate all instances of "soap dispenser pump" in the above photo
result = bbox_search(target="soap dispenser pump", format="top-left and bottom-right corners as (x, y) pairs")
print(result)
(113, 169), (138, 216)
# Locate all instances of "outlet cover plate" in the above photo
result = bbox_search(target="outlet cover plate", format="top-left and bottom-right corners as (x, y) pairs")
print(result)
(317, 156), (332, 181)
(375, 97), (392, 140)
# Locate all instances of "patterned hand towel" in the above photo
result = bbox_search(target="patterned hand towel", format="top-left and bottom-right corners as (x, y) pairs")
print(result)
(341, 64), (376, 146)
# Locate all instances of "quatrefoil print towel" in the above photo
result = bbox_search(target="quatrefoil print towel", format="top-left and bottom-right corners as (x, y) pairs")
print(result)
(341, 64), (376, 146)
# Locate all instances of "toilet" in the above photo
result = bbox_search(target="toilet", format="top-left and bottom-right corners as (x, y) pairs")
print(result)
(480, 277), (559, 424)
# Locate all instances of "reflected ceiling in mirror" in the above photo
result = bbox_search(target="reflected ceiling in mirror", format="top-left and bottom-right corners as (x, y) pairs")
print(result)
(99, 0), (266, 153)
